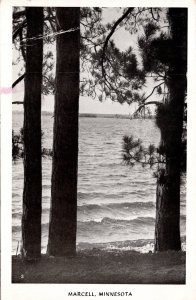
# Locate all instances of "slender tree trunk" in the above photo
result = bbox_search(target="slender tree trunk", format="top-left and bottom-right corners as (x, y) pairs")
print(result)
(22, 8), (43, 258)
(47, 8), (80, 257)
(155, 8), (187, 251)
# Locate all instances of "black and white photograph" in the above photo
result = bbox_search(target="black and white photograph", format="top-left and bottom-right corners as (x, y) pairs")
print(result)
(1, 0), (196, 299)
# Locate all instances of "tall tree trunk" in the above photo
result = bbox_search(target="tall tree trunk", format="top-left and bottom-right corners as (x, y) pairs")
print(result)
(155, 164), (181, 251)
(22, 8), (43, 258)
(155, 8), (187, 251)
(47, 8), (80, 257)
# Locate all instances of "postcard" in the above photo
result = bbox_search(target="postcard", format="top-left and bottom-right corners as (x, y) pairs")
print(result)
(1, 0), (196, 299)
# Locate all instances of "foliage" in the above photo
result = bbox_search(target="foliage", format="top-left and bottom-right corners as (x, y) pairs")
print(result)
(12, 128), (52, 161)
(122, 135), (165, 170)
(80, 8), (148, 104)
(12, 129), (24, 161)
(13, 7), (56, 96)
(125, 7), (187, 177)
(122, 131), (186, 176)
(12, 7), (169, 108)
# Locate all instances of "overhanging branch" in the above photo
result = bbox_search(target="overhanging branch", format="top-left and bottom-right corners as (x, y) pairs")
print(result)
(134, 101), (162, 115)
(133, 82), (165, 115)
(101, 8), (134, 79)
(150, 8), (158, 21)
(141, 81), (165, 103)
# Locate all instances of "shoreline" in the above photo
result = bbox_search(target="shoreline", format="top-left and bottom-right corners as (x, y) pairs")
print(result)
(12, 236), (186, 256)
(13, 110), (156, 120)
(12, 249), (185, 284)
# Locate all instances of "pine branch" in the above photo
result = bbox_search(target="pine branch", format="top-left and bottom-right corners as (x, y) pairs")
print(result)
(134, 101), (162, 115)
(150, 8), (158, 21)
(143, 82), (165, 102)
(122, 135), (166, 168)
(13, 10), (25, 20)
(101, 8), (134, 79)
(13, 20), (27, 40)
(132, 82), (164, 115)
(13, 12), (58, 41)
(19, 28), (26, 61)
(12, 73), (25, 88)
(47, 8), (56, 32)
(12, 101), (24, 105)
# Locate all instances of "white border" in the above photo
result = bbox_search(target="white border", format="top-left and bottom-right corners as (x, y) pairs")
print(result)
(1, 1), (196, 299)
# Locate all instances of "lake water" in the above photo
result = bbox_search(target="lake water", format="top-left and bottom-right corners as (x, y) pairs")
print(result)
(12, 111), (186, 254)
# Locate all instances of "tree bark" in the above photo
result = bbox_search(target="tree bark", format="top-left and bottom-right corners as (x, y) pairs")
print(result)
(47, 8), (80, 257)
(155, 168), (181, 251)
(22, 8), (43, 259)
(155, 8), (187, 251)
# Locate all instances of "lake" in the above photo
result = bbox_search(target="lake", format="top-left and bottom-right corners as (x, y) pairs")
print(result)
(12, 111), (186, 254)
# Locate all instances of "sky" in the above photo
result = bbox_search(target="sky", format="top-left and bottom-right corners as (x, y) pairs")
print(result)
(12, 7), (159, 115)
(12, 85), (134, 114)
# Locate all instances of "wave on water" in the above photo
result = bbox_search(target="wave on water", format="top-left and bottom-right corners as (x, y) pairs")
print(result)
(77, 191), (148, 200)
(12, 193), (21, 198)
(12, 222), (49, 234)
(12, 114), (186, 254)
(78, 201), (155, 210)
(78, 216), (155, 227)
(77, 202), (155, 221)
(42, 184), (51, 189)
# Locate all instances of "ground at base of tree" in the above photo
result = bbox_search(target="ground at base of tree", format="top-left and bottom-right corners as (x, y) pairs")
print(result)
(12, 249), (185, 284)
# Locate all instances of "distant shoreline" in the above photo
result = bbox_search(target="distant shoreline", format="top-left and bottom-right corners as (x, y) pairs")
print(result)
(13, 110), (155, 120)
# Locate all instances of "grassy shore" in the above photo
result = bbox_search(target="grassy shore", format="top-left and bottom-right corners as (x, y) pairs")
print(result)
(12, 249), (185, 284)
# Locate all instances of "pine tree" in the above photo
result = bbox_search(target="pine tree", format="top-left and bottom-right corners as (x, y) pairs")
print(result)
(95, 8), (187, 252)
(154, 8), (187, 251)
(122, 8), (187, 251)
(21, 7), (43, 259)
(47, 8), (80, 257)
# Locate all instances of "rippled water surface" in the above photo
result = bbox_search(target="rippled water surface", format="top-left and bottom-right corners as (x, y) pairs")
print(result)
(12, 112), (186, 253)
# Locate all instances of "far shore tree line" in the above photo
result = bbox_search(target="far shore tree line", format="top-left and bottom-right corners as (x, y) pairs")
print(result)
(12, 7), (187, 259)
